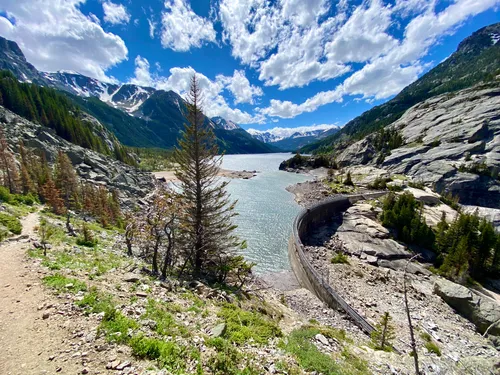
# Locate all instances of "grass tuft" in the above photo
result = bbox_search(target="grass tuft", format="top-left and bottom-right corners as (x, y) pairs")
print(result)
(42, 273), (87, 293)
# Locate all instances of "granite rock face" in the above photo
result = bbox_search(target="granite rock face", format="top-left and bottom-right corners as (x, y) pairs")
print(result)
(434, 278), (500, 336)
(0, 106), (154, 201)
(336, 84), (500, 208)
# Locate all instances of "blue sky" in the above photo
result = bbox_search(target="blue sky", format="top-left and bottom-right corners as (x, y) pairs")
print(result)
(0, 0), (499, 132)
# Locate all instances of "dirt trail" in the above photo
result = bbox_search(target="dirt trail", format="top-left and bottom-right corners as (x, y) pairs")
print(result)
(0, 212), (80, 375)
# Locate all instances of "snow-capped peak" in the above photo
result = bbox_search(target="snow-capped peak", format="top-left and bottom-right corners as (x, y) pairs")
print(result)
(247, 124), (338, 143)
(212, 116), (240, 130)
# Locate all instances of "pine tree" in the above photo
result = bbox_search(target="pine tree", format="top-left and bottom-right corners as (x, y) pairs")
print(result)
(371, 312), (396, 351)
(174, 75), (245, 281)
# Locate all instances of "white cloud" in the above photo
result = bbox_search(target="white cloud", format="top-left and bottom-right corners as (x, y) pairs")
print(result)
(128, 58), (263, 124)
(148, 18), (157, 38)
(129, 56), (153, 87)
(161, 0), (216, 52)
(258, 0), (500, 118)
(217, 70), (263, 105)
(103, 1), (131, 25)
(0, 0), (128, 82)
(325, 0), (397, 64)
(259, 88), (344, 119)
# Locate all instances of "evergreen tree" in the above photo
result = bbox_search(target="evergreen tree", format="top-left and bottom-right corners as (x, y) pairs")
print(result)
(371, 312), (396, 351)
(174, 75), (246, 281)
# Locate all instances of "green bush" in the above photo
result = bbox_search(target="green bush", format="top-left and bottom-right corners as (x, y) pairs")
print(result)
(331, 253), (349, 264)
(0, 212), (22, 234)
(76, 287), (115, 315)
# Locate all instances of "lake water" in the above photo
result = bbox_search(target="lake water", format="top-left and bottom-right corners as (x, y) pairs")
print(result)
(221, 153), (311, 274)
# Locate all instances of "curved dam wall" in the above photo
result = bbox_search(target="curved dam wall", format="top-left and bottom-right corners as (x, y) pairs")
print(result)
(288, 193), (386, 335)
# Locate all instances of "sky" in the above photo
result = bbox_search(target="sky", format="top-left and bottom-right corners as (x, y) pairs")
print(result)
(0, 0), (499, 132)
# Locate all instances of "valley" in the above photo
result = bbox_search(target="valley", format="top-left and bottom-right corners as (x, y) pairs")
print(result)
(0, 11), (499, 375)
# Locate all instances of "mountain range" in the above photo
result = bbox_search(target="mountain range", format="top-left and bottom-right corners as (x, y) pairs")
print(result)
(0, 36), (276, 154)
(248, 125), (339, 151)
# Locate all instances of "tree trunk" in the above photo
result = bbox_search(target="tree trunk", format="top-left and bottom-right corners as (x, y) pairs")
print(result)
(404, 255), (420, 375)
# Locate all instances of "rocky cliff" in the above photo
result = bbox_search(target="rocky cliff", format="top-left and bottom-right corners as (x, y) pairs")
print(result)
(0, 105), (154, 202)
(337, 82), (500, 208)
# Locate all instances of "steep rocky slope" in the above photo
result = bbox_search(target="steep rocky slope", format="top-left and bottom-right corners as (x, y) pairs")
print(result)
(336, 82), (500, 208)
(0, 105), (154, 200)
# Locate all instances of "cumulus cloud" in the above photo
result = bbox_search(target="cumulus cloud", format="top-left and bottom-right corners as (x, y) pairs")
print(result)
(257, 0), (500, 118)
(103, 1), (131, 25)
(128, 57), (263, 124)
(0, 0), (128, 82)
(161, 0), (216, 51)
(217, 70), (263, 105)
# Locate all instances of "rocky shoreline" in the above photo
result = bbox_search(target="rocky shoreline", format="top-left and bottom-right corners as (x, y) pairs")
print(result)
(154, 169), (259, 182)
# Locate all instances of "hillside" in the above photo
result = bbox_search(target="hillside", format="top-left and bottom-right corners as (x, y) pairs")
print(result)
(0, 36), (275, 155)
(301, 22), (500, 154)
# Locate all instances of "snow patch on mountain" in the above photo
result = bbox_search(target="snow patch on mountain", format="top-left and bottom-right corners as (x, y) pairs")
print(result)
(211, 116), (240, 130)
(247, 124), (338, 143)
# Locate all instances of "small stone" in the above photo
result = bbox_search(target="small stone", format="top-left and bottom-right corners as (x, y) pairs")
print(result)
(116, 361), (131, 370)
(81, 369), (88, 374)
(315, 333), (329, 346)
(107, 359), (121, 369)
(123, 274), (140, 283)
(135, 292), (148, 298)
(48, 355), (56, 361)
(210, 323), (226, 338)
(65, 283), (74, 289)
(56, 368), (62, 373)
(42, 312), (50, 320)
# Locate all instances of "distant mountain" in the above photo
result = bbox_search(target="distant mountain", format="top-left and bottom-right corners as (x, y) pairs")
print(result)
(248, 125), (339, 151)
(0, 35), (274, 154)
(301, 22), (500, 154)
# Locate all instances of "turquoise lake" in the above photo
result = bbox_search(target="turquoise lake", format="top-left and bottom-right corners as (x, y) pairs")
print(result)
(221, 153), (311, 274)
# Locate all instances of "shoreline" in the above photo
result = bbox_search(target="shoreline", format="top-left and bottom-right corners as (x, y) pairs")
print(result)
(154, 168), (259, 182)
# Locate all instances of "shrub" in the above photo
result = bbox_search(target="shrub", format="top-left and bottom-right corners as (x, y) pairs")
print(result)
(331, 253), (349, 264)
(370, 312), (395, 351)
(368, 176), (392, 190)
(76, 223), (97, 247)
(344, 171), (354, 186)
(0, 212), (22, 234)
(76, 287), (115, 315)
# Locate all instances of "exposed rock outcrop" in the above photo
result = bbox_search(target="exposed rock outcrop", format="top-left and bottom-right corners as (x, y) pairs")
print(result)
(336, 84), (500, 208)
(0, 106), (154, 201)
(434, 278), (500, 336)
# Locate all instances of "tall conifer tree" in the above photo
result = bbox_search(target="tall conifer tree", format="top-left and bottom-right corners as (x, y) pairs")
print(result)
(174, 75), (243, 280)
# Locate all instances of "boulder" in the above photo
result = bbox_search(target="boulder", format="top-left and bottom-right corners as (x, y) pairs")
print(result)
(403, 187), (441, 205)
(433, 278), (500, 335)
